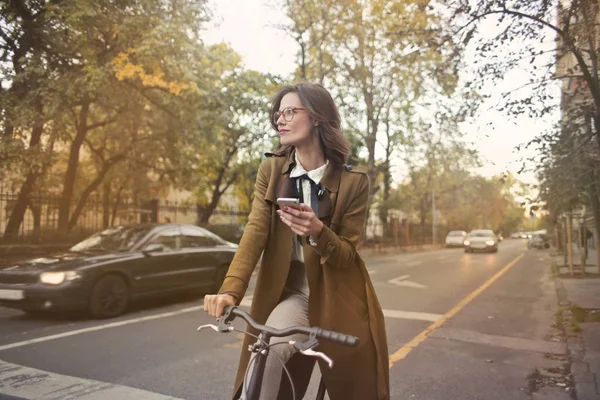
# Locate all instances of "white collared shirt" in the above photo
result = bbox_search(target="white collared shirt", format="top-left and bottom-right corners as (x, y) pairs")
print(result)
(289, 154), (328, 262)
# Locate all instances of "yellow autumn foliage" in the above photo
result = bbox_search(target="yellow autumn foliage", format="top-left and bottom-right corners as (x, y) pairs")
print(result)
(112, 49), (189, 95)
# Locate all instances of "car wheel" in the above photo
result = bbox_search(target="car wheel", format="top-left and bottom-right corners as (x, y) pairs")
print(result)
(89, 274), (130, 319)
(213, 264), (229, 293)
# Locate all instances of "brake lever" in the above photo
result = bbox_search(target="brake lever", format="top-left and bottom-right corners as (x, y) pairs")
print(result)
(289, 339), (334, 368)
(198, 307), (238, 334)
(299, 348), (334, 369)
(197, 322), (234, 333)
(197, 324), (219, 332)
(290, 332), (319, 351)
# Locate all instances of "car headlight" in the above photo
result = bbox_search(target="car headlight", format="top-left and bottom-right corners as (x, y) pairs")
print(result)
(486, 240), (495, 246)
(464, 240), (470, 246)
(40, 271), (82, 285)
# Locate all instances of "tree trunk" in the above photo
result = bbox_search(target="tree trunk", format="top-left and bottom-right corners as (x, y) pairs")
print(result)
(588, 174), (600, 273)
(29, 199), (41, 242)
(299, 37), (307, 80)
(58, 100), (90, 235)
(419, 195), (427, 246)
(200, 172), (236, 224)
(3, 116), (44, 238)
(594, 111), (600, 156)
(379, 164), (391, 240)
(111, 186), (124, 226)
(68, 157), (123, 230)
(200, 151), (237, 223)
(199, 202), (218, 224)
(102, 182), (110, 228)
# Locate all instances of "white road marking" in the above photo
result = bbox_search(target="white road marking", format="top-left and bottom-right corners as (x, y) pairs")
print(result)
(0, 359), (183, 399)
(0, 289), (433, 352)
(0, 304), (204, 352)
(387, 275), (427, 289)
(243, 295), (440, 322)
(382, 309), (442, 322)
(406, 260), (422, 267)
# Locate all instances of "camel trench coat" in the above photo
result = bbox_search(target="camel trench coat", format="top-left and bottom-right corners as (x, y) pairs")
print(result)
(218, 151), (390, 400)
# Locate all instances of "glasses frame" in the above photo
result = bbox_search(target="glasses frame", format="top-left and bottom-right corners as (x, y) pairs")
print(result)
(273, 106), (308, 124)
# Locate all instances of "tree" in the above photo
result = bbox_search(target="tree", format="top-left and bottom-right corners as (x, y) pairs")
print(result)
(0, 0), (69, 238)
(280, 0), (465, 200)
(167, 47), (278, 223)
(1, 0), (213, 238)
(448, 0), (600, 266)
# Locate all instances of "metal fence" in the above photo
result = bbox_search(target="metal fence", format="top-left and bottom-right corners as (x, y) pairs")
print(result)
(1, 188), (455, 250)
(0, 190), (249, 244)
(364, 217), (450, 247)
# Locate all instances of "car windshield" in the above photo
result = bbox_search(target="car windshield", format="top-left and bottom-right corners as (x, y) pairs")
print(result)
(469, 230), (493, 237)
(448, 231), (465, 236)
(70, 226), (152, 252)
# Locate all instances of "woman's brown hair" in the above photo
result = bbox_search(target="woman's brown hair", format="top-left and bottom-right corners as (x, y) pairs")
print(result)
(269, 82), (351, 166)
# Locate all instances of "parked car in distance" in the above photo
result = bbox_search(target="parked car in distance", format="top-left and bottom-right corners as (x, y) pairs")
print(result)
(528, 234), (551, 250)
(445, 231), (467, 248)
(464, 229), (499, 253)
(0, 224), (237, 318)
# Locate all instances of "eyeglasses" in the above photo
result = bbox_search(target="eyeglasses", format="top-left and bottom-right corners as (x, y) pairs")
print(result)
(273, 106), (308, 124)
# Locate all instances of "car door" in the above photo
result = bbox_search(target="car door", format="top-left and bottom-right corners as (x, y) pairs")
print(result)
(130, 226), (183, 295)
(177, 225), (222, 290)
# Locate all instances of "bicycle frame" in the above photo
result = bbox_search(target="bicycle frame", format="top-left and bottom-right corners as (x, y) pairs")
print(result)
(198, 306), (359, 400)
(244, 330), (274, 400)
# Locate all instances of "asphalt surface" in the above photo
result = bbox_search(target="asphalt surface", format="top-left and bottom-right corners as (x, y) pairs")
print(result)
(0, 240), (570, 400)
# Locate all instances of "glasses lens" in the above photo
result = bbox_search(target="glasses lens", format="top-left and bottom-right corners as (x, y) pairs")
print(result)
(273, 111), (281, 123)
(284, 108), (295, 121)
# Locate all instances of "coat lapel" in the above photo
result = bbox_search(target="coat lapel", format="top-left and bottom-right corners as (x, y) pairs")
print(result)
(275, 175), (296, 200)
(318, 163), (342, 222)
(265, 151), (343, 222)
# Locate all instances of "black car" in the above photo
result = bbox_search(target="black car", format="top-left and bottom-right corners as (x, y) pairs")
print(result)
(0, 224), (237, 318)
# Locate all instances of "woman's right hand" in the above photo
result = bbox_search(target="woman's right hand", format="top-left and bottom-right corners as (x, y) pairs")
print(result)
(204, 293), (237, 319)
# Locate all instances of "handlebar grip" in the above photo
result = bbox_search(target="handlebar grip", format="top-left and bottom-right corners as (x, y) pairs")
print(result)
(316, 328), (359, 347)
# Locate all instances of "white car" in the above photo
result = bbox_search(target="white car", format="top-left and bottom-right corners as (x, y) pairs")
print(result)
(464, 229), (499, 253)
(445, 230), (467, 248)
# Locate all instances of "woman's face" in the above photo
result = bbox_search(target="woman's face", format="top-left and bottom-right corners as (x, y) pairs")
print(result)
(275, 92), (313, 147)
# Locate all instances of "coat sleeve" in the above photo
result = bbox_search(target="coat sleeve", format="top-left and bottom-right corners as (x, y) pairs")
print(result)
(218, 159), (272, 301)
(309, 172), (369, 269)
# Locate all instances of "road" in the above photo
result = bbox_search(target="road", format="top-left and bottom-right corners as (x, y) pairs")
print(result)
(0, 240), (571, 400)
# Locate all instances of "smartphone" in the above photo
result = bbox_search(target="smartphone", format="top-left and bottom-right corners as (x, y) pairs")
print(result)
(277, 197), (302, 210)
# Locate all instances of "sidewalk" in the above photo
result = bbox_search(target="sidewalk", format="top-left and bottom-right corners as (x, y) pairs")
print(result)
(552, 247), (600, 400)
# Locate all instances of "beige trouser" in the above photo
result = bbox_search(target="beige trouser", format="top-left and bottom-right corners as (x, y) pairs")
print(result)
(241, 261), (310, 400)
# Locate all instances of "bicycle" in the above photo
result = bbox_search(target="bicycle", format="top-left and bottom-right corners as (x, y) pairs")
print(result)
(198, 305), (359, 400)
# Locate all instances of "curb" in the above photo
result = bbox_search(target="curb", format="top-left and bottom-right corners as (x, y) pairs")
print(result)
(551, 259), (599, 399)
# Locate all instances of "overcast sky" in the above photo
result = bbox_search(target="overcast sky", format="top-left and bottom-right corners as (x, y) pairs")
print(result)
(201, 0), (561, 187)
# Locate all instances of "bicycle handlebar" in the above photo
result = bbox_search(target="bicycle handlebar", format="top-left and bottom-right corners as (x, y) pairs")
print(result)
(222, 306), (359, 348)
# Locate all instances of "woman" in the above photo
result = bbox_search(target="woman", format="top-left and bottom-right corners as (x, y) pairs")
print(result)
(204, 82), (389, 400)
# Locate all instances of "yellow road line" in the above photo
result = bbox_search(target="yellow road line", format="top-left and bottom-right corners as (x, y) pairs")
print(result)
(389, 253), (525, 368)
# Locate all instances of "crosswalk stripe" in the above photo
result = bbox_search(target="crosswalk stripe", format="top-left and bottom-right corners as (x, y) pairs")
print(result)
(0, 360), (183, 400)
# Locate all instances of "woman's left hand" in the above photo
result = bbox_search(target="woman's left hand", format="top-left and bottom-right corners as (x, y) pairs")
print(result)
(277, 203), (324, 238)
